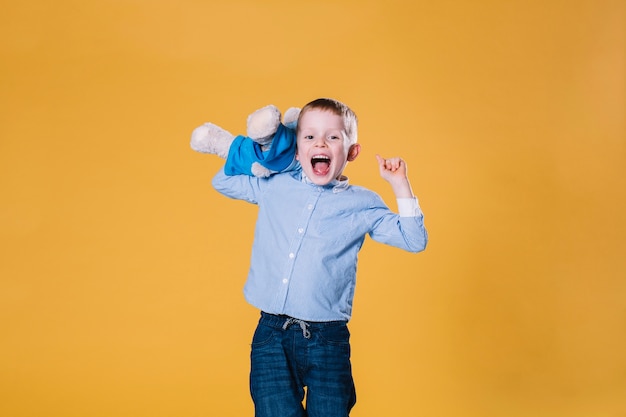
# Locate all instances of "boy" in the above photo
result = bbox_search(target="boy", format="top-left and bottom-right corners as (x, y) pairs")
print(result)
(212, 98), (428, 417)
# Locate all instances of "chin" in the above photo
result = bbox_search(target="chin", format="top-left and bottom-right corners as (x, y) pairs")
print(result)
(304, 170), (333, 185)
(309, 176), (332, 185)
(314, 179), (333, 186)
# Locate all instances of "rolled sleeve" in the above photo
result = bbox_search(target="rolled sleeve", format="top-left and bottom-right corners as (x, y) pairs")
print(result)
(397, 197), (422, 217)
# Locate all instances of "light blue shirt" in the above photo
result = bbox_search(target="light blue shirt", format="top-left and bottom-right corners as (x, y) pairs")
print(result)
(212, 167), (428, 322)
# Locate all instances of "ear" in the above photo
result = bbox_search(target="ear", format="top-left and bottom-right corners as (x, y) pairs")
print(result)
(347, 143), (361, 162)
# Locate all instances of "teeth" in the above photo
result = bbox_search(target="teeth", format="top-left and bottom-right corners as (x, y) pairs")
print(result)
(312, 155), (330, 160)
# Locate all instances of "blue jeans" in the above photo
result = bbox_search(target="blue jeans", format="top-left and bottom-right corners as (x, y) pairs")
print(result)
(250, 312), (357, 417)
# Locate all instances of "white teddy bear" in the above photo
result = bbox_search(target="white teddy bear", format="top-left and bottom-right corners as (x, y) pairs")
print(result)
(190, 105), (301, 177)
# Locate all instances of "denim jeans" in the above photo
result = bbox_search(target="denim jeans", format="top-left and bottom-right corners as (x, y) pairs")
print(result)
(250, 312), (357, 417)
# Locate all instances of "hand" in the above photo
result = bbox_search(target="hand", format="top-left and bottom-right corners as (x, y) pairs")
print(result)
(375, 155), (414, 198)
(376, 155), (407, 179)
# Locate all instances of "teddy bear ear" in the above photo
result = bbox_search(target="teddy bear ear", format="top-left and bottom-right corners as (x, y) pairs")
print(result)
(283, 107), (301, 130)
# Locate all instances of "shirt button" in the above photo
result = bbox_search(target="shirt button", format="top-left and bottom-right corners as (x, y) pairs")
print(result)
(298, 228), (304, 234)
(282, 278), (288, 284)
(289, 253), (295, 259)
(307, 204), (313, 210)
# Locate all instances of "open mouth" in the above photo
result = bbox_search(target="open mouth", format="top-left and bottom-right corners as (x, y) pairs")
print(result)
(311, 155), (331, 176)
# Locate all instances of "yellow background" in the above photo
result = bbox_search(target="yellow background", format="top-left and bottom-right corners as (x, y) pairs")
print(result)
(1, 0), (624, 416)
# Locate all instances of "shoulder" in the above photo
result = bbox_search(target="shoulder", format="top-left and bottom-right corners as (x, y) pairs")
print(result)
(345, 184), (382, 200)
(260, 168), (304, 193)
(337, 184), (387, 210)
(269, 168), (302, 185)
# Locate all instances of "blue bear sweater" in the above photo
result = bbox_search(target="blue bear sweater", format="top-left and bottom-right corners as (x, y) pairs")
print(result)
(224, 123), (298, 176)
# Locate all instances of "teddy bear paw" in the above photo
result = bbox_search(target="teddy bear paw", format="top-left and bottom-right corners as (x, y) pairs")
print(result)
(190, 123), (234, 159)
(251, 162), (274, 178)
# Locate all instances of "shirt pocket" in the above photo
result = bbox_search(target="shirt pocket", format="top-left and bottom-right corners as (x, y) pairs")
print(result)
(314, 208), (356, 246)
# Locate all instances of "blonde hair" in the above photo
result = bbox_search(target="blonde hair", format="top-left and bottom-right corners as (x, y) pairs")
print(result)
(297, 98), (358, 145)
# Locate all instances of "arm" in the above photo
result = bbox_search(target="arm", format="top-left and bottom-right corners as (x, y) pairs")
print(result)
(369, 155), (427, 252)
(376, 154), (424, 219)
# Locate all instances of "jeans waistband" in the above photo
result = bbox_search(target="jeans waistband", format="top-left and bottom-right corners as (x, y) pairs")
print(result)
(259, 312), (347, 330)
(260, 312), (347, 339)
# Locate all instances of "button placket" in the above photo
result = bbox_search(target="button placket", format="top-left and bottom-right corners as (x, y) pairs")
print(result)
(276, 192), (320, 311)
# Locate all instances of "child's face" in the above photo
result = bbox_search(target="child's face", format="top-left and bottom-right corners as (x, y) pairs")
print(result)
(296, 109), (360, 185)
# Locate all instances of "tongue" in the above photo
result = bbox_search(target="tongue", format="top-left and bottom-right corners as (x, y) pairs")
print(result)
(313, 161), (330, 176)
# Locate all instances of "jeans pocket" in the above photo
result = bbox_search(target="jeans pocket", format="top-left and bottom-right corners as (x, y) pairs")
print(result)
(251, 323), (276, 347)
(318, 324), (351, 347)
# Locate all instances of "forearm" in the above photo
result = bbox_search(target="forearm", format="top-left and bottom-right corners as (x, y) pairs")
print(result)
(388, 176), (414, 199)
(381, 164), (421, 216)
(369, 202), (428, 252)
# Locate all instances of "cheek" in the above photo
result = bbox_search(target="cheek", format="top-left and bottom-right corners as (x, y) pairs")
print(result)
(295, 145), (307, 162)
(295, 141), (304, 161)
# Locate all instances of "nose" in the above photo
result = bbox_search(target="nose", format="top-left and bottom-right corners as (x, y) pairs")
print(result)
(313, 136), (328, 147)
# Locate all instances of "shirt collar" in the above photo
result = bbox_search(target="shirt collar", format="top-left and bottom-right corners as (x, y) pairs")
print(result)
(300, 172), (350, 193)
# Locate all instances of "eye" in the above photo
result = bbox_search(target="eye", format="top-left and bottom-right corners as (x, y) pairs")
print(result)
(329, 135), (340, 140)
(304, 135), (314, 140)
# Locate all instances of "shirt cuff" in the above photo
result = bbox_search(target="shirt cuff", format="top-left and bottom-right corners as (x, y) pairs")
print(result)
(397, 197), (422, 217)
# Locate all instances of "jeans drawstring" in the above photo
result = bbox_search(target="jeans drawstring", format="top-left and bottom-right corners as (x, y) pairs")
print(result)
(282, 317), (311, 339)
